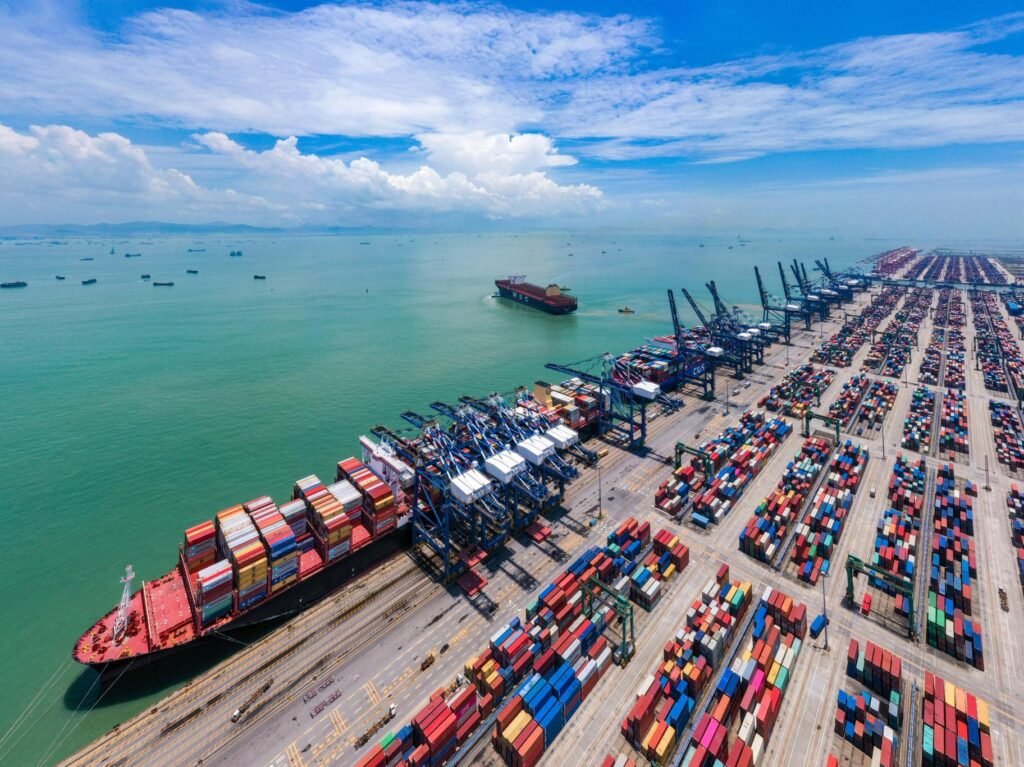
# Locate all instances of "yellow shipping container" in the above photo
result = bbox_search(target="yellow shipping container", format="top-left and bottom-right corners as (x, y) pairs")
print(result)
(641, 721), (659, 753)
(271, 574), (298, 592)
(663, 563), (676, 580)
(977, 697), (989, 729)
(655, 725), (676, 763)
(768, 661), (781, 686)
(504, 711), (531, 744)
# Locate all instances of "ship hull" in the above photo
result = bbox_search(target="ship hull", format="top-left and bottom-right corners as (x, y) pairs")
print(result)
(83, 523), (412, 679)
(496, 286), (576, 315)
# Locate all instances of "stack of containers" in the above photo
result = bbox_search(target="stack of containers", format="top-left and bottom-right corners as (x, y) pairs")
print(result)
(296, 473), (353, 561)
(340, 457), (396, 537)
(858, 380), (899, 428)
(215, 505), (268, 610)
(757, 364), (835, 418)
(790, 442), (869, 584)
(628, 528), (690, 611)
(901, 387), (936, 453)
(920, 672), (993, 767)
(690, 412), (791, 529)
(927, 464), (983, 669)
(827, 374), (870, 428)
(278, 498), (307, 539)
(655, 463), (692, 517)
(739, 437), (831, 564)
(1007, 485), (1024, 593)
(846, 638), (903, 727)
(676, 585), (805, 767)
(990, 400), (1024, 473)
(183, 520), (217, 573)
(938, 390), (969, 458)
(918, 331), (944, 386)
(622, 568), (750, 766)
(195, 559), (233, 626)
(874, 455), (926, 617)
(245, 497), (299, 592)
(834, 690), (898, 765)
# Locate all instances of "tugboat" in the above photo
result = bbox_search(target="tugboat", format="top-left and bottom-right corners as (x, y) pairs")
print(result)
(1, 281), (28, 288)
(253, 274), (267, 280)
(82, 278), (97, 285)
(618, 306), (635, 314)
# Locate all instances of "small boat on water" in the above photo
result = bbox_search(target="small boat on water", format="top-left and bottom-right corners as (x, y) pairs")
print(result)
(109, 246), (115, 255)
(153, 281), (174, 287)
(141, 274), (151, 280)
(253, 274), (267, 280)
(188, 248), (206, 252)
(187, 269), (198, 274)
(56, 275), (65, 280)
(229, 250), (243, 257)
(618, 306), (635, 314)
(2, 281), (28, 288)
(81, 257), (94, 261)
(124, 252), (141, 258)
(699, 243), (705, 248)
(359, 242), (371, 245)
(82, 278), (97, 285)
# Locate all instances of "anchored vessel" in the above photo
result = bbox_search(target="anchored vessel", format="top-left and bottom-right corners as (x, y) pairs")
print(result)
(495, 276), (577, 315)
(73, 451), (415, 675)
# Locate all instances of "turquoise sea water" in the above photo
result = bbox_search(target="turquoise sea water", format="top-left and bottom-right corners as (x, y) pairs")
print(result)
(0, 232), (875, 764)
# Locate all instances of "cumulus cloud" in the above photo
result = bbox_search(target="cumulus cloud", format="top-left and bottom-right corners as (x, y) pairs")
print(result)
(0, 123), (601, 224)
(191, 131), (602, 218)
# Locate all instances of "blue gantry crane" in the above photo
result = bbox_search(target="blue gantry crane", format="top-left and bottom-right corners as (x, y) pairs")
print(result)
(544, 353), (657, 450)
(371, 410), (513, 580)
(507, 389), (600, 466)
(666, 289), (717, 400)
(755, 264), (801, 337)
(779, 261), (827, 323)
(791, 260), (835, 314)
(680, 287), (749, 377)
(705, 280), (766, 366)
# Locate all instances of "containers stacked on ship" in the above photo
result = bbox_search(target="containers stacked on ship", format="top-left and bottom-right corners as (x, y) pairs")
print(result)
(244, 496), (299, 593)
(216, 505), (269, 610)
(195, 559), (233, 626)
(183, 520), (217, 574)
(295, 473), (354, 562)
(339, 457), (397, 538)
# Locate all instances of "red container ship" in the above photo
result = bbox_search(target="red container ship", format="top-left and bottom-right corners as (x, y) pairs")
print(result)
(495, 276), (577, 315)
(73, 448), (414, 676)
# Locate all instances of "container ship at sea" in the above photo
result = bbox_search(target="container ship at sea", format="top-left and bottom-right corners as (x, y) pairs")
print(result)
(73, 318), (714, 676)
(495, 276), (577, 315)
(73, 447), (416, 675)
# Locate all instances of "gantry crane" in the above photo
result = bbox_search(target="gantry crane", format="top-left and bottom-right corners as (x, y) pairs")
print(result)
(680, 287), (748, 377)
(666, 289), (717, 400)
(754, 265), (799, 339)
(779, 261), (826, 323)
(705, 280), (765, 365)
(792, 260), (834, 315)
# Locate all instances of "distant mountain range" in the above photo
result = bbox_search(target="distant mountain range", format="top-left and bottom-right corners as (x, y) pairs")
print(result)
(0, 221), (405, 237)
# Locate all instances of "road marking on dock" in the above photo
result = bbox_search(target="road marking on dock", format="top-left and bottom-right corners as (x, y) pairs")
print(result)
(330, 708), (348, 735)
(285, 742), (306, 767)
(364, 681), (382, 706)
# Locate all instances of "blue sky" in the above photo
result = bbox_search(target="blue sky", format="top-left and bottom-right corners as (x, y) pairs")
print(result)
(1, 1), (1022, 235)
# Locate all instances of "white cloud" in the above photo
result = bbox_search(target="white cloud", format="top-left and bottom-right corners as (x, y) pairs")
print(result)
(191, 131), (603, 218)
(0, 2), (652, 137)
(0, 123), (601, 224)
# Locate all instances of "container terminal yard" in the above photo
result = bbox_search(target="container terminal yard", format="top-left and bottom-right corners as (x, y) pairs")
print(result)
(60, 248), (1024, 767)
